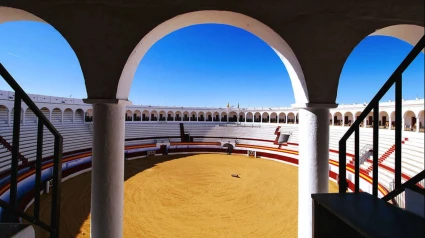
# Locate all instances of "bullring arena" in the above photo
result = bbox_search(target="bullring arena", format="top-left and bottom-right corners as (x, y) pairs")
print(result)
(0, 92), (423, 237)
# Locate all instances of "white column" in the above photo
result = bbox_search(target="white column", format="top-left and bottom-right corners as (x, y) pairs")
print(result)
(61, 112), (64, 124)
(7, 109), (10, 127)
(84, 99), (128, 238)
(416, 117), (420, 132)
(298, 106), (332, 238)
(388, 117), (392, 130)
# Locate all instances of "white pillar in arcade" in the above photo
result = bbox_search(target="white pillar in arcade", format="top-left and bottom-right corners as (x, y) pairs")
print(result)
(83, 98), (129, 238)
(297, 104), (335, 238)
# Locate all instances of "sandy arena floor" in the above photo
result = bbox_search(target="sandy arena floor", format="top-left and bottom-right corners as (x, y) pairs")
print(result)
(26, 153), (338, 238)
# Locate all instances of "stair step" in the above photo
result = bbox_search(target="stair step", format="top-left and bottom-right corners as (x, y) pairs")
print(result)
(312, 192), (425, 238)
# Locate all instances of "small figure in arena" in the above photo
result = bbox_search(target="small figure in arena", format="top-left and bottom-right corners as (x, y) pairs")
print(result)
(231, 174), (240, 178)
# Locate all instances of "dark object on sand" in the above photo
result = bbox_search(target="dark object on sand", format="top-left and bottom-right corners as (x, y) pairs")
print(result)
(231, 174), (240, 178)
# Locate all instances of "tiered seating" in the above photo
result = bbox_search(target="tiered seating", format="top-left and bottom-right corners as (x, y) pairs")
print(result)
(124, 123), (181, 146)
(0, 122), (92, 172)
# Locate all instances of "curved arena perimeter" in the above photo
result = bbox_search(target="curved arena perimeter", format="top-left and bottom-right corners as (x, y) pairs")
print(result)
(0, 92), (424, 237)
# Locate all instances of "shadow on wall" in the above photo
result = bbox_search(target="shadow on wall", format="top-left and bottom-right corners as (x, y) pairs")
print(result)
(24, 154), (190, 238)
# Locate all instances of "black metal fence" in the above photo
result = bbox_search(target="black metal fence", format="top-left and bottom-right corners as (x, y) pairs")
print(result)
(0, 63), (63, 238)
(338, 35), (424, 199)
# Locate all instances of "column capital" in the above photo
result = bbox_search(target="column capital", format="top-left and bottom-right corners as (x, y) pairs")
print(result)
(83, 98), (132, 105)
(291, 102), (338, 109)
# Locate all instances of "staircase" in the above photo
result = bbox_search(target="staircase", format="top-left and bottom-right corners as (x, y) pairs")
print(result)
(365, 144), (396, 173)
(315, 35), (425, 237)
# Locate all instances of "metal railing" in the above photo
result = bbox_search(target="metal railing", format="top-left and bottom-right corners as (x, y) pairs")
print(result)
(338, 35), (425, 196)
(0, 63), (63, 238)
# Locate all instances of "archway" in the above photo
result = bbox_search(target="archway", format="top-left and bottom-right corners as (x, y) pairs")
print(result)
(221, 112), (227, 122)
(418, 110), (424, 132)
(75, 109), (84, 123)
(183, 111), (189, 121)
(403, 110), (416, 131)
(254, 112), (261, 123)
(246, 112), (253, 122)
(151, 110), (158, 121)
(238, 112), (245, 122)
(167, 111), (174, 121)
(0, 105), (8, 125)
(159, 111), (166, 121)
(63, 108), (73, 124)
(175, 111), (182, 121)
(333, 112), (342, 126)
(142, 110), (149, 121)
(270, 112), (277, 123)
(119, 10), (307, 105)
(190, 111), (197, 121)
(278, 112), (286, 123)
(287, 112), (295, 124)
(206, 112), (212, 122)
(25, 108), (37, 125)
(213, 112), (219, 122)
(229, 111), (237, 122)
(343, 112), (353, 126)
(85, 109), (93, 122)
(198, 111), (205, 121)
(134, 110), (141, 121)
(125, 110), (133, 121)
(262, 112), (269, 123)
(379, 111), (389, 128)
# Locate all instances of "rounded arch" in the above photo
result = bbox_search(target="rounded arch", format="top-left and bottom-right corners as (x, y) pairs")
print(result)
(246, 112), (253, 122)
(25, 108), (37, 125)
(125, 110), (133, 121)
(190, 111), (197, 121)
(270, 112), (277, 123)
(0, 105), (9, 125)
(63, 108), (73, 124)
(287, 112), (295, 124)
(262, 112), (269, 123)
(221, 112), (227, 122)
(10, 107), (24, 125)
(142, 110), (149, 121)
(403, 110), (416, 130)
(40, 107), (50, 118)
(418, 110), (424, 132)
(51, 108), (62, 124)
(183, 111), (189, 121)
(279, 112), (286, 123)
(167, 111), (174, 121)
(333, 112), (342, 126)
(206, 112), (212, 121)
(159, 110), (166, 121)
(75, 109), (84, 123)
(229, 111), (237, 122)
(238, 112), (245, 122)
(118, 10), (307, 104)
(134, 110), (141, 121)
(337, 24), (424, 100)
(213, 112), (220, 121)
(343, 112), (353, 126)
(254, 112), (261, 123)
(379, 111), (389, 128)
(198, 111), (205, 121)
(370, 25), (424, 51)
(175, 111), (182, 121)
(150, 110), (158, 121)
(85, 109), (93, 122)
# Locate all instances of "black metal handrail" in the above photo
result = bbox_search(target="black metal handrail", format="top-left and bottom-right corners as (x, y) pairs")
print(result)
(0, 63), (63, 238)
(338, 35), (425, 197)
(382, 170), (425, 202)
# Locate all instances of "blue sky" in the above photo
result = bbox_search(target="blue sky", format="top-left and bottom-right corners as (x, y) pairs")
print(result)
(0, 21), (423, 107)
